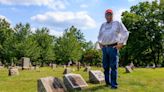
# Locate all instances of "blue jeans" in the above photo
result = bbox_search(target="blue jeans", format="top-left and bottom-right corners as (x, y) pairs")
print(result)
(102, 46), (119, 87)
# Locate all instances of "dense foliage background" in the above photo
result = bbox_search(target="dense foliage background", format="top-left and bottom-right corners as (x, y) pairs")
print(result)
(0, 1), (163, 67)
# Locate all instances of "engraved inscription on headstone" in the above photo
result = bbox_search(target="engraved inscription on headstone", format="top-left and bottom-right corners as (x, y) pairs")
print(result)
(89, 70), (105, 84)
(38, 77), (67, 92)
(63, 74), (88, 91)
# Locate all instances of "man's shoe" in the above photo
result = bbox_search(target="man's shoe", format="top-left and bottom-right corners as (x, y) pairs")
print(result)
(105, 83), (111, 86)
(111, 86), (118, 89)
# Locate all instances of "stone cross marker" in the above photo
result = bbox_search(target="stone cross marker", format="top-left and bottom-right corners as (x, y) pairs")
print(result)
(89, 70), (105, 84)
(38, 77), (67, 92)
(63, 74), (88, 91)
(21, 57), (31, 70)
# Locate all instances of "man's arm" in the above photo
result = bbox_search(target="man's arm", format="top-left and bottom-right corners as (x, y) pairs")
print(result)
(114, 22), (129, 49)
(99, 42), (103, 49)
(98, 24), (104, 49)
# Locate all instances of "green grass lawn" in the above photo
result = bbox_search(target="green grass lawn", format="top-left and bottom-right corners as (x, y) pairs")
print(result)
(0, 66), (164, 92)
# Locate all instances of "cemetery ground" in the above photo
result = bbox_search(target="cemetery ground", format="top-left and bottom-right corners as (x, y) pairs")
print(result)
(0, 66), (164, 92)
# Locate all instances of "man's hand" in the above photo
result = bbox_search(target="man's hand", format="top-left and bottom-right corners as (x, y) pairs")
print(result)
(99, 43), (103, 49)
(113, 43), (124, 50)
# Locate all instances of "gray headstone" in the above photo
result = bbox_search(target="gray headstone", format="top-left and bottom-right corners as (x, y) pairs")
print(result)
(0, 65), (4, 69)
(67, 61), (72, 67)
(63, 68), (72, 74)
(125, 66), (133, 73)
(38, 77), (67, 92)
(16, 66), (22, 70)
(8, 67), (19, 76)
(77, 62), (81, 71)
(21, 57), (31, 70)
(152, 64), (156, 69)
(35, 66), (40, 70)
(129, 62), (135, 70)
(30, 66), (35, 70)
(63, 74), (88, 91)
(89, 70), (105, 84)
(83, 66), (91, 72)
(63, 65), (66, 69)
(52, 64), (57, 70)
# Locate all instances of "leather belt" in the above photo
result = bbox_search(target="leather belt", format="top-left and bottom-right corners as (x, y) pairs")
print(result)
(102, 43), (117, 47)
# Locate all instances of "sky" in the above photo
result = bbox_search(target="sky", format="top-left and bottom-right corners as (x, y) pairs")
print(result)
(0, 0), (157, 43)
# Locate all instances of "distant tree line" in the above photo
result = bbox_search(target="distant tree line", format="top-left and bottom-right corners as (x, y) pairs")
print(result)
(0, 19), (101, 66)
(0, 0), (163, 67)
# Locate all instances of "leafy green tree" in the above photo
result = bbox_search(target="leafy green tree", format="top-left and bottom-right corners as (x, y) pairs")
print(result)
(81, 49), (102, 66)
(121, 0), (164, 66)
(0, 18), (15, 65)
(55, 26), (82, 64)
(14, 23), (40, 64)
(33, 28), (55, 66)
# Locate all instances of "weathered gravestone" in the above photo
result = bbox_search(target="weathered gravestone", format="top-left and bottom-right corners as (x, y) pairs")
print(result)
(77, 62), (81, 71)
(89, 70), (105, 84)
(84, 66), (91, 72)
(30, 66), (35, 70)
(63, 68), (72, 74)
(8, 67), (19, 76)
(21, 57), (31, 70)
(0, 66), (4, 69)
(35, 65), (40, 70)
(67, 61), (72, 67)
(129, 62), (135, 70)
(38, 76), (67, 92)
(52, 64), (57, 70)
(63, 74), (88, 91)
(16, 66), (22, 70)
(125, 66), (133, 73)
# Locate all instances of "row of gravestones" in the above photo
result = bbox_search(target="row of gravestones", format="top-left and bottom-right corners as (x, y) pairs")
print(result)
(38, 70), (105, 92)
(8, 57), (40, 76)
(8, 66), (40, 76)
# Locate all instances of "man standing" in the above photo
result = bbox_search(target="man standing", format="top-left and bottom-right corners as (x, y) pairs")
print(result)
(98, 9), (129, 89)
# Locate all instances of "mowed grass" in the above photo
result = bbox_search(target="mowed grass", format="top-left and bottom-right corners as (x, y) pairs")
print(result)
(0, 66), (164, 92)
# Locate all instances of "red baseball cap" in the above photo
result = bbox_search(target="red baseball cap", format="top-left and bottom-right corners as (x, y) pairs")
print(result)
(105, 9), (113, 14)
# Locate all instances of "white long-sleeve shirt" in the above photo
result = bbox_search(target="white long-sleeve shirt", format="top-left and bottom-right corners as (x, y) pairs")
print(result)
(98, 21), (129, 45)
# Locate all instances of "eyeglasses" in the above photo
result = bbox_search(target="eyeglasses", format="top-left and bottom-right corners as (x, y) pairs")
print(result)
(105, 13), (113, 17)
